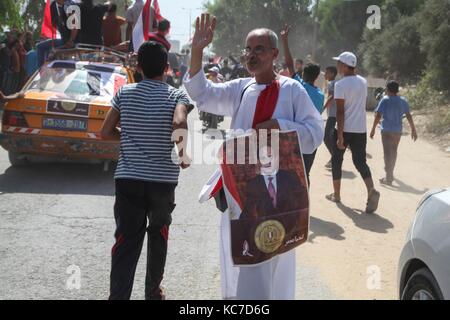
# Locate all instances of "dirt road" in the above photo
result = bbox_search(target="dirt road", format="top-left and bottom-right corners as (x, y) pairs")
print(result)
(301, 116), (450, 299)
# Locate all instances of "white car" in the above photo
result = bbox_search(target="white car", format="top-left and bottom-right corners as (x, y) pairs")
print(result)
(398, 188), (450, 300)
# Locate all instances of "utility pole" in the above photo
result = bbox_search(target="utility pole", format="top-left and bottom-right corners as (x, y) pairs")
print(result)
(182, 7), (202, 42)
(312, 0), (320, 61)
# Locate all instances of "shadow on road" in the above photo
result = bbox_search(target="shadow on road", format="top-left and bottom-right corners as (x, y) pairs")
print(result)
(380, 178), (428, 195)
(309, 216), (346, 243)
(0, 163), (114, 196)
(336, 202), (394, 234)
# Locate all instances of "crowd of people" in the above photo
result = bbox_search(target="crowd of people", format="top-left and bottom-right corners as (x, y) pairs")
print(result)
(0, 31), (36, 96)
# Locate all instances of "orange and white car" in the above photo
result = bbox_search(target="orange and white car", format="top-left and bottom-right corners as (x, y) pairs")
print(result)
(1, 56), (135, 166)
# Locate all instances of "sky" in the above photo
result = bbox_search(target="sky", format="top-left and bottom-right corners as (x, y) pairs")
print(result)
(156, 0), (207, 45)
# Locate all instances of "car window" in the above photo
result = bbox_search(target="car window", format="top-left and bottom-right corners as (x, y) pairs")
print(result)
(26, 65), (127, 100)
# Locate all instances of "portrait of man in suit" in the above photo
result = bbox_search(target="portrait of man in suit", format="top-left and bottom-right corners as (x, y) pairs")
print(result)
(240, 145), (309, 220)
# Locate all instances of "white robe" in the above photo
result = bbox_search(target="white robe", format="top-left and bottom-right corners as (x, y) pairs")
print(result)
(184, 70), (324, 300)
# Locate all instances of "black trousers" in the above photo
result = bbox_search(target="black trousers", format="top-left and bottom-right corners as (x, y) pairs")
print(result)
(324, 117), (337, 157)
(109, 179), (177, 300)
(331, 130), (372, 181)
(303, 151), (317, 185)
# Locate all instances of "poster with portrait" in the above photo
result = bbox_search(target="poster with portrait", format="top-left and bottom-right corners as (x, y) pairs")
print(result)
(221, 130), (309, 267)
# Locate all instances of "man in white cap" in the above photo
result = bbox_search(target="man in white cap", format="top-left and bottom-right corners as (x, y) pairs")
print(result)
(326, 52), (380, 214)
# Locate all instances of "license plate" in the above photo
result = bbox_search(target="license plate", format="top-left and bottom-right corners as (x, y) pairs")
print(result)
(43, 117), (88, 131)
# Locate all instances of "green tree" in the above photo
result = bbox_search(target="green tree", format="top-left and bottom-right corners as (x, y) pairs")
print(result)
(22, 0), (46, 35)
(358, 0), (428, 81)
(0, 0), (22, 32)
(418, 0), (450, 93)
(205, 0), (314, 59)
(316, 0), (384, 67)
(360, 15), (426, 83)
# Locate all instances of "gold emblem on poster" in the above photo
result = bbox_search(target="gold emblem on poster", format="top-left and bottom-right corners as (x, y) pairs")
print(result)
(254, 220), (286, 254)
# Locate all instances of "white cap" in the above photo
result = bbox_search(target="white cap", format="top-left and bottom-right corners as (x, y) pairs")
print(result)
(333, 52), (357, 68)
(209, 66), (220, 74)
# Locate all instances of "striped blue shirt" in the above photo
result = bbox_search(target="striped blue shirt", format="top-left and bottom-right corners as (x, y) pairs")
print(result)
(111, 79), (190, 184)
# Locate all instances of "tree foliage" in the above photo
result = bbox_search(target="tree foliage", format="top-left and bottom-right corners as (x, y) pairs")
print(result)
(0, 0), (22, 32)
(316, 0), (384, 67)
(418, 0), (450, 93)
(205, 0), (314, 59)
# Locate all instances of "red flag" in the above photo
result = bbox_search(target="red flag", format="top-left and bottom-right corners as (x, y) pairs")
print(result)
(41, 0), (56, 39)
(153, 0), (164, 22)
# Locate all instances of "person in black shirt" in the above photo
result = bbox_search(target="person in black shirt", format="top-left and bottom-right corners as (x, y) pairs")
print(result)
(79, 0), (110, 45)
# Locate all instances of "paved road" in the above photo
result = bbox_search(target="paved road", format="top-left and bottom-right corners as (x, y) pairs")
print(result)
(2, 110), (448, 300)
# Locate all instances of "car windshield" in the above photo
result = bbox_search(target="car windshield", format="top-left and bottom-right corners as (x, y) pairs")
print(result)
(26, 63), (127, 100)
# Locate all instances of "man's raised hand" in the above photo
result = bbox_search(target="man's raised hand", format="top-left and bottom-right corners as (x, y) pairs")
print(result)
(192, 13), (217, 52)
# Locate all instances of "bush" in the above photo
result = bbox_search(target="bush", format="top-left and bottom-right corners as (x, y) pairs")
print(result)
(405, 74), (448, 111)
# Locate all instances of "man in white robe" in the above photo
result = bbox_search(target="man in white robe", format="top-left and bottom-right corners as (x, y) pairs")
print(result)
(184, 14), (324, 300)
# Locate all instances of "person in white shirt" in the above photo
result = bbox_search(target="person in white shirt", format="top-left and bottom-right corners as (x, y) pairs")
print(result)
(184, 13), (323, 300)
(125, 0), (156, 46)
(326, 52), (380, 214)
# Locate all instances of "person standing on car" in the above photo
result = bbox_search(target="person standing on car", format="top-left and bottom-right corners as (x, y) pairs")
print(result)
(79, 0), (110, 46)
(148, 19), (171, 51)
(326, 52), (380, 214)
(102, 3), (127, 48)
(126, 0), (157, 51)
(370, 80), (418, 186)
(101, 41), (191, 300)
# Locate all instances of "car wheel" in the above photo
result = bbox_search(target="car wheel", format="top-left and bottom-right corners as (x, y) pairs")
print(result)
(8, 152), (29, 166)
(402, 268), (444, 300)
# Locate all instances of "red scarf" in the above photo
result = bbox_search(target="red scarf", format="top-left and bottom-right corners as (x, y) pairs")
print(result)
(215, 80), (281, 205)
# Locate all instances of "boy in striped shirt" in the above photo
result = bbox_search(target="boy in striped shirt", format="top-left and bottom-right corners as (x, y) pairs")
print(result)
(101, 41), (191, 300)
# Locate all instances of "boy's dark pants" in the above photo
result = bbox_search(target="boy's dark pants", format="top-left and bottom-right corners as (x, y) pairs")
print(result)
(382, 132), (402, 182)
(324, 117), (337, 157)
(109, 179), (177, 300)
(331, 130), (372, 181)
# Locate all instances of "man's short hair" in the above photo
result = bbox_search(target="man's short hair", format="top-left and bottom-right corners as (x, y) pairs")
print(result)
(326, 66), (338, 77)
(138, 41), (168, 79)
(247, 28), (278, 49)
(295, 58), (304, 65)
(108, 3), (117, 13)
(303, 63), (321, 83)
(158, 19), (171, 33)
(387, 80), (400, 93)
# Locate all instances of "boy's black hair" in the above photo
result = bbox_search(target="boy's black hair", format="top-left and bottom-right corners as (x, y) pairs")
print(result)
(302, 63), (321, 83)
(295, 58), (303, 64)
(138, 41), (168, 79)
(387, 80), (400, 93)
(158, 19), (171, 33)
(325, 66), (338, 78)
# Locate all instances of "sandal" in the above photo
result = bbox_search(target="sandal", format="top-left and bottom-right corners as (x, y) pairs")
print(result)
(326, 193), (341, 203)
(379, 178), (393, 186)
(366, 189), (381, 214)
